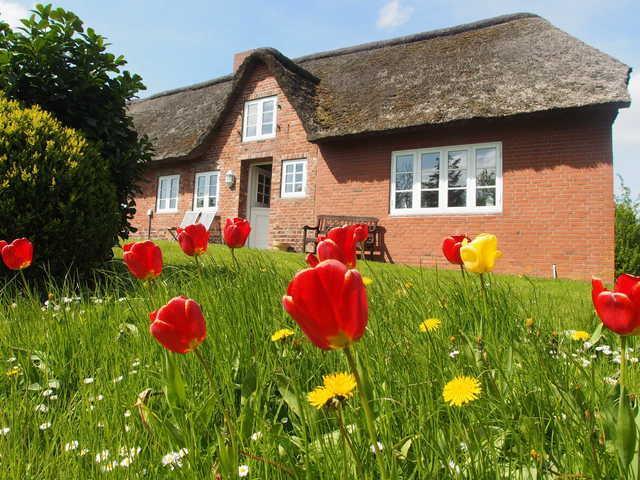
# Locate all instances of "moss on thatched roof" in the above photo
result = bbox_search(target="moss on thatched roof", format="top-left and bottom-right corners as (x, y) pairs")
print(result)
(129, 13), (631, 161)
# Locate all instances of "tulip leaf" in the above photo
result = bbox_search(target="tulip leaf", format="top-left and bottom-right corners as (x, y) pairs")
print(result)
(616, 391), (637, 470)
(275, 373), (302, 419)
(589, 323), (603, 345)
(163, 351), (186, 408)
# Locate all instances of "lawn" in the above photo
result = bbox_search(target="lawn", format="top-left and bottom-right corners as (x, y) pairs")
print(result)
(0, 241), (633, 478)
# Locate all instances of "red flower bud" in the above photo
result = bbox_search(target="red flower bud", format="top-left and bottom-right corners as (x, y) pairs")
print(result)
(442, 234), (471, 265)
(282, 259), (368, 350)
(223, 218), (251, 249)
(592, 274), (640, 336)
(1, 238), (33, 270)
(122, 241), (163, 280)
(149, 296), (206, 354)
(177, 223), (210, 257)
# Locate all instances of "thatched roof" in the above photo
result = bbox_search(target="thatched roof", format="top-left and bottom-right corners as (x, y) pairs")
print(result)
(129, 13), (631, 161)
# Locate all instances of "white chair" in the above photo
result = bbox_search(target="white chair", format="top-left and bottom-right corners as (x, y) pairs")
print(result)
(198, 210), (216, 233)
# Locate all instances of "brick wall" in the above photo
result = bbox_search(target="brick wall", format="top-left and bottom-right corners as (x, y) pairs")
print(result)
(131, 60), (616, 280)
(316, 109), (616, 280)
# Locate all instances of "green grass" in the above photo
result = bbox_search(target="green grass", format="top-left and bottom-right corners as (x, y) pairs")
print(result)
(0, 241), (635, 478)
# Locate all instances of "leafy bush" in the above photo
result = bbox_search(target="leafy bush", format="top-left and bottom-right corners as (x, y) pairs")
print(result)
(615, 179), (640, 277)
(0, 4), (153, 240)
(0, 96), (119, 278)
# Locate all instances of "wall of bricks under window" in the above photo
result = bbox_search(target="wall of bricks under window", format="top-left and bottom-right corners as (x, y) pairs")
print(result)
(131, 62), (616, 281)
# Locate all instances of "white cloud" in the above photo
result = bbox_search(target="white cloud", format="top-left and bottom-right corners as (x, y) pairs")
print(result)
(0, 1), (29, 29)
(376, 0), (414, 29)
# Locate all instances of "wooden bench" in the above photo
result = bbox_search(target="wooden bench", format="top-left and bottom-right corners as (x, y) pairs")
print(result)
(302, 215), (383, 260)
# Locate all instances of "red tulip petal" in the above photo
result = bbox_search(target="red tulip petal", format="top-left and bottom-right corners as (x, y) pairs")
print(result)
(282, 295), (330, 349)
(340, 269), (368, 342)
(317, 239), (343, 263)
(123, 243), (133, 252)
(592, 277), (607, 318)
(596, 291), (639, 335)
(178, 231), (196, 256)
(305, 254), (319, 267)
(615, 274), (640, 303)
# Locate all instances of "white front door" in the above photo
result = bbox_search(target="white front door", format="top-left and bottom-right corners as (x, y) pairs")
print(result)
(248, 164), (272, 249)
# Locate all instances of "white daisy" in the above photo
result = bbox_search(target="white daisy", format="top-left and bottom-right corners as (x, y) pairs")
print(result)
(64, 441), (79, 452)
(39, 422), (51, 431)
(83, 377), (94, 384)
(239, 465), (250, 477)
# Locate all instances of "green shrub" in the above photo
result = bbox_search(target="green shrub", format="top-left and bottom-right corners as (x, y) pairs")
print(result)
(0, 96), (119, 279)
(615, 179), (640, 277)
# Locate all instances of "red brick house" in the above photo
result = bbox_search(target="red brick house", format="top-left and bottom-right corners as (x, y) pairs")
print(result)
(128, 13), (631, 280)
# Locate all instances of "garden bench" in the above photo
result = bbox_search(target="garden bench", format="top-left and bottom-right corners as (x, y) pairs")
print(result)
(302, 215), (383, 260)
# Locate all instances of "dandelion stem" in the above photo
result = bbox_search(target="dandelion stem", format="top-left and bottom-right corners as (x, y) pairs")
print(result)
(336, 403), (364, 478)
(343, 346), (388, 480)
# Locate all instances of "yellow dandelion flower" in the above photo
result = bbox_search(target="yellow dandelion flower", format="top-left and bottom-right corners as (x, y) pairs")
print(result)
(525, 318), (534, 328)
(307, 372), (357, 409)
(5, 366), (21, 377)
(443, 376), (481, 407)
(570, 330), (590, 342)
(362, 276), (374, 286)
(307, 387), (333, 409)
(271, 328), (295, 342)
(323, 372), (357, 399)
(419, 318), (441, 333)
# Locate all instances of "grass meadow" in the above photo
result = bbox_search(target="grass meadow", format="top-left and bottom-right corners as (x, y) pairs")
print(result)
(0, 241), (635, 478)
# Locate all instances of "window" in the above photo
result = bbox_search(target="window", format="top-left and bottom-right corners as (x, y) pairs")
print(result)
(193, 171), (219, 211)
(390, 142), (502, 215)
(281, 159), (307, 198)
(156, 175), (180, 212)
(243, 96), (277, 141)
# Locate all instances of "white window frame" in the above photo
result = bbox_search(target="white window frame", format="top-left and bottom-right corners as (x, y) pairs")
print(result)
(193, 171), (220, 212)
(242, 96), (277, 142)
(280, 159), (307, 199)
(156, 174), (180, 213)
(390, 141), (502, 216)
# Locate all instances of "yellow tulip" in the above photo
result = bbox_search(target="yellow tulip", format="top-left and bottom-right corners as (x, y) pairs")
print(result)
(459, 234), (502, 273)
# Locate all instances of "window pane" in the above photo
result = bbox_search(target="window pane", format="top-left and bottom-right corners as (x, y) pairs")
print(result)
(197, 176), (205, 196)
(295, 163), (303, 173)
(448, 189), (466, 207)
(170, 178), (178, 198)
(421, 170), (439, 189)
(262, 100), (274, 112)
(285, 173), (293, 183)
(262, 110), (274, 123)
(294, 183), (302, 192)
(169, 197), (177, 209)
(476, 188), (496, 207)
(448, 150), (467, 169)
(261, 122), (273, 135)
(477, 168), (496, 187)
(196, 198), (204, 208)
(396, 155), (413, 172)
(159, 179), (167, 199)
(448, 169), (467, 187)
(286, 164), (294, 174)
(476, 147), (497, 169)
(209, 176), (217, 196)
(285, 183), (293, 193)
(159, 198), (166, 210)
(295, 173), (303, 183)
(208, 197), (216, 207)
(246, 125), (257, 137)
(395, 192), (412, 209)
(421, 152), (439, 170)
(395, 172), (413, 191)
(421, 190), (438, 208)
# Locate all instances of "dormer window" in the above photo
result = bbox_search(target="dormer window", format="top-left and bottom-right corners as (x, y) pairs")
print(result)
(243, 96), (277, 141)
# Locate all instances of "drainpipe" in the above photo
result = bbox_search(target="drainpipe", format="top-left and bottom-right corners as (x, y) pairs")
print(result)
(147, 209), (153, 239)
(552, 264), (558, 279)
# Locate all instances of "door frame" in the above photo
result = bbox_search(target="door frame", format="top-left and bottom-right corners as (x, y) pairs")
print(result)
(247, 161), (273, 248)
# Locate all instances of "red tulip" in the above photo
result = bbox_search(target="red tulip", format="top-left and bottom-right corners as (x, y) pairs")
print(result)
(592, 274), (640, 336)
(282, 259), (368, 350)
(306, 224), (369, 269)
(149, 296), (206, 354)
(442, 234), (471, 265)
(122, 241), (163, 280)
(177, 223), (210, 257)
(1, 238), (33, 270)
(223, 218), (251, 249)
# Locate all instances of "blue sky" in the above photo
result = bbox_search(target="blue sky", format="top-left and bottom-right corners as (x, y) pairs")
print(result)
(1, 0), (638, 196)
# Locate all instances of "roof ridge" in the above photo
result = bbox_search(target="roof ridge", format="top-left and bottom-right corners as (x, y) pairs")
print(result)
(294, 12), (540, 63)
(132, 12), (540, 104)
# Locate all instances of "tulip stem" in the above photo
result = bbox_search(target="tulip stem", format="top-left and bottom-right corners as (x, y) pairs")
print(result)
(344, 346), (388, 480)
(336, 402), (364, 478)
(194, 255), (203, 276)
(194, 347), (216, 392)
(230, 248), (240, 270)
